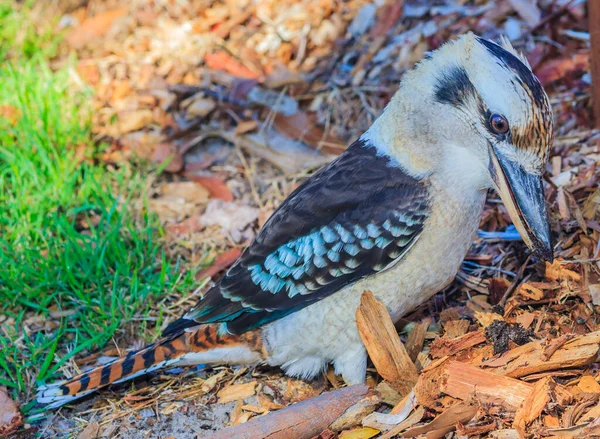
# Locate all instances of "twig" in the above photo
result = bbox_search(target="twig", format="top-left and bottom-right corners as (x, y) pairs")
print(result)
(499, 254), (533, 306)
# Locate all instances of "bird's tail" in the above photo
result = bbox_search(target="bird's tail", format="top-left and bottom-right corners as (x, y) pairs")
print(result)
(36, 325), (265, 409)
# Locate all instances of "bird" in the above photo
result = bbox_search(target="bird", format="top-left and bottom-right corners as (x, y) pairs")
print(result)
(37, 32), (554, 408)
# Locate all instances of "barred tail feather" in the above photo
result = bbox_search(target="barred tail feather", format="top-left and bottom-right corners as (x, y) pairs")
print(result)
(37, 325), (265, 409)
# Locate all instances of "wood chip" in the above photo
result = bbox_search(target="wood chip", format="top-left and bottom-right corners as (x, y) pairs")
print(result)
(429, 330), (486, 359)
(217, 381), (257, 404)
(578, 376), (600, 393)
(440, 361), (533, 411)
(356, 291), (418, 396)
(405, 320), (429, 362)
(513, 377), (552, 431)
(482, 331), (600, 378)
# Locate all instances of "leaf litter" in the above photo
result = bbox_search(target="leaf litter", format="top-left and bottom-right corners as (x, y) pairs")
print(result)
(7, 0), (600, 438)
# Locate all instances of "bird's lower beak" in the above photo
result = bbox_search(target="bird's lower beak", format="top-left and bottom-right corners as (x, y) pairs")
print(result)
(489, 146), (553, 261)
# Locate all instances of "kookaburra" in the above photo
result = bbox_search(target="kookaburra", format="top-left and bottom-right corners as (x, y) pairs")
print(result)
(38, 33), (554, 408)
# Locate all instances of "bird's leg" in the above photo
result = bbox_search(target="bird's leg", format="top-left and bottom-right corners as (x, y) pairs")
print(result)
(334, 345), (367, 385)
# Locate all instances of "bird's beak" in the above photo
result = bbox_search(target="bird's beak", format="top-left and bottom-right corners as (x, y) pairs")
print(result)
(489, 145), (553, 261)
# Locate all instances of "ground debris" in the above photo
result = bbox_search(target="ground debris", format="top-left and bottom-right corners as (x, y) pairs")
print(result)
(19, 0), (600, 437)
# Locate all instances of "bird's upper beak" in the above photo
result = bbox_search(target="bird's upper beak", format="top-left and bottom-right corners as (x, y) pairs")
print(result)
(489, 145), (553, 261)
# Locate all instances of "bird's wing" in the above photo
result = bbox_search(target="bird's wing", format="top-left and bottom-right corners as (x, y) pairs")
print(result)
(164, 139), (430, 335)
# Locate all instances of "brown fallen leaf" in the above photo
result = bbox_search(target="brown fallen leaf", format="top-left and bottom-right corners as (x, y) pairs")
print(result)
(0, 387), (23, 436)
(218, 381), (257, 404)
(535, 53), (590, 86)
(205, 51), (262, 80)
(67, 7), (128, 49)
(152, 143), (184, 173)
(235, 120), (259, 135)
(186, 174), (234, 201)
(117, 109), (154, 134)
(274, 111), (345, 155)
(150, 181), (209, 223)
(77, 421), (100, 439)
(195, 248), (242, 281)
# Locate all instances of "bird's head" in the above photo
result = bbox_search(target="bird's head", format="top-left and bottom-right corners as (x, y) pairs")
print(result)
(374, 33), (554, 261)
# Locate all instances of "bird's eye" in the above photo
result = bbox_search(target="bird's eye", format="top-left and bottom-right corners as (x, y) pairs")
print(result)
(490, 114), (509, 134)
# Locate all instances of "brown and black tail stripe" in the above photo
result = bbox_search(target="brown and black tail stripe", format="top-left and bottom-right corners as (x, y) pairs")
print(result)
(48, 325), (265, 401)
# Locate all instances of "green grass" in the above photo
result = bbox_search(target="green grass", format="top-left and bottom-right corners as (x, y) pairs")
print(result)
(0, 3), (197, 410)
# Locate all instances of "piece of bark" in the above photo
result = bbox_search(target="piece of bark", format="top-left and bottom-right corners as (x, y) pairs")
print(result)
(405, 320), (429, 362)
(482, 331), (600, 378)
(356, 291), (418, 396)
(329, 394), (381, 432)
(209, 385), (370, 439)
(590, 0), (600, 128)
(440, 361), (533, 411)
(429, 330), (486, 359)
(402, 403), (478, 438)
(513, 377), (552, 432)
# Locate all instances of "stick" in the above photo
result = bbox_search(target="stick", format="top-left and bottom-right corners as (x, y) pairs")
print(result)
(208, 385), (370, 439)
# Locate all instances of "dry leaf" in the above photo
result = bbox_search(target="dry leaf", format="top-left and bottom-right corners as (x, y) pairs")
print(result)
(338, 427), (380, 439)
(535, 53), (590, 86)
(186, 98), (216, 118)
(150, 181), (209, 223)
(235, 120), (259, 135)
(195, 248), (242, 281)
(187, 175), (234, 201)
(152, 143), (184, 173)
(274, 111), (345, 155)
(67, 7), (127, 49)
(205, 51), (262, 79)
(0, 387), (23, 436)
(199, 200), (259, 242)
(217, 381), (257, 404)
(117, 109), (154, 134)
(77, 422), (100, 439)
